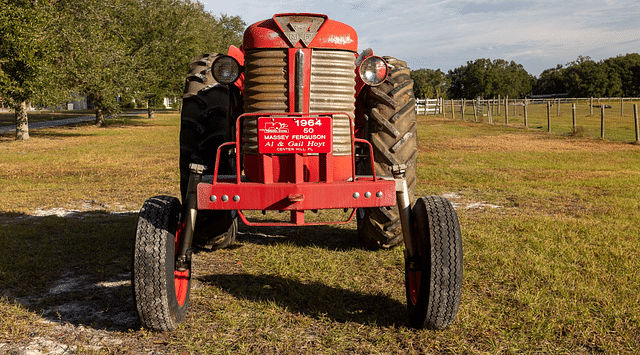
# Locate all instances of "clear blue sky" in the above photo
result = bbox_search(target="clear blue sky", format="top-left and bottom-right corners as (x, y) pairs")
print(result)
(200, 0), (640, 77)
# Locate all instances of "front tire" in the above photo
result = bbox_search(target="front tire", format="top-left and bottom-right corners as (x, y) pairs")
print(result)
(132, 196), (191, 331)
(406, 196), (463, 330)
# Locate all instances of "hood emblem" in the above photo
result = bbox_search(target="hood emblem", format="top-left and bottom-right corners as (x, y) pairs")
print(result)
(274, 15), (325, 47)
(285, 22), (315, 46)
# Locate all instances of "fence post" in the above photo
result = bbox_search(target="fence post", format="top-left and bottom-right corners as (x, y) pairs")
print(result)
(621, 98), (624, 117)
(634, 104), (639, 145)
(547, 102), (551, 132)
(461, 99), (465, 121)
(523, 99), (528, 127)
(572, 103), (577, 134)
(473, 100), (478, 122)
(556, 99), (560, 117)
(590, 97), (594, 115)
(488, 101), (493, 123)
(504, 96), (509, 125)
(601, 105), (605, 139)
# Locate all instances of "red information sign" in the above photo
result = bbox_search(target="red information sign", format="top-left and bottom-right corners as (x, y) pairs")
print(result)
(258, 116), (332, 154)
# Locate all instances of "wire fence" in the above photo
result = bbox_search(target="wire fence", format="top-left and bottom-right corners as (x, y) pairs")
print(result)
(418, 97), (640, 144)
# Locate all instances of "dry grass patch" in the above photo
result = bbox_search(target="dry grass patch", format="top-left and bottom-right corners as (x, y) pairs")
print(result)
(1, 113), (639, 353)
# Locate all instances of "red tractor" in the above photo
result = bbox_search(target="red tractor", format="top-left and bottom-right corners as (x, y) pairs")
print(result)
(132, 13), (463, 331)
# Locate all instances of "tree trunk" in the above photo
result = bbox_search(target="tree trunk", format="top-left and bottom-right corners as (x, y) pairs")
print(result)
(148, 107), (155, 119)
(95, 108), (105, 127)
(15, 101), (30, 141)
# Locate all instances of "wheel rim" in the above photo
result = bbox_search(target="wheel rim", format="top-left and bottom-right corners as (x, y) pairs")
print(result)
(174, 221), (189, 306)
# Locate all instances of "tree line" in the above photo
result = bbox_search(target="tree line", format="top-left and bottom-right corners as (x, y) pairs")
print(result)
(411, 53), (640, 101)
(0, 0), (244, 140)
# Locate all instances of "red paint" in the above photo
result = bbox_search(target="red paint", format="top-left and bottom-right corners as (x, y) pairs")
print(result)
(173, 222), (189, 306)
(243, 13), (357, 51)
(197, 179), (395, 211)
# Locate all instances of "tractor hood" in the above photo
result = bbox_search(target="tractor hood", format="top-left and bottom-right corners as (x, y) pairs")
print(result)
(243, 13), (358, 51)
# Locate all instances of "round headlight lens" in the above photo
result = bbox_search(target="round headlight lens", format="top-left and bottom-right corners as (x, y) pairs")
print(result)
(212, 56), (241, 85)
(359, 56), (388, 86)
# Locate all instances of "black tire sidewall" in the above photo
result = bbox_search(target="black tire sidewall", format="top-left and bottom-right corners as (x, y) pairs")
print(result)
(133, 196), (190, 330)
(407, 196), (463, 330)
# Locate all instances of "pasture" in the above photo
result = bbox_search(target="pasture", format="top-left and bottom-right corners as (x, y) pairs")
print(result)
(0, 112), (638, 353)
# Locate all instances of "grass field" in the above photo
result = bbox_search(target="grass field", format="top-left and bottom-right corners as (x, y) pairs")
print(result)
(444, 99), (640, 144)
(0, 112), (639, 353)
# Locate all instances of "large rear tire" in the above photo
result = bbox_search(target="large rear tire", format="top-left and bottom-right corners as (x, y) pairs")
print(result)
(180, 53), (240, 250)
(132, 196), (190, 331)
(357, 56), (418, 249)
(406, 196), (463, 330)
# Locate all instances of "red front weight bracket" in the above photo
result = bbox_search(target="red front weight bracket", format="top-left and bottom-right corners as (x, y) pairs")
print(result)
(194, 112), (397, 226)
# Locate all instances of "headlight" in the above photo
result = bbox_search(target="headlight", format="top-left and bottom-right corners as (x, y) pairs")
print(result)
(212, 55), (241, 85)
(359, 56), (388, 86)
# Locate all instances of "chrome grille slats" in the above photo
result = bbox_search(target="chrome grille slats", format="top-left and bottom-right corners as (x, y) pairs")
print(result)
(243, 49), (288, 154)
(310, 50), (355, 156)
(242, 48), (356, 156)
(243, 49), (288, 112)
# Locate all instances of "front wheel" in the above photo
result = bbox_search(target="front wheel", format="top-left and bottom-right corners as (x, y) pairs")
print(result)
(406, 196), (463, 330)
(132, 196), (191, 331)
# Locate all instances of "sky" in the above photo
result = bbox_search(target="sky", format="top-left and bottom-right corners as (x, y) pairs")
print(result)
(200, 0), (640, 77)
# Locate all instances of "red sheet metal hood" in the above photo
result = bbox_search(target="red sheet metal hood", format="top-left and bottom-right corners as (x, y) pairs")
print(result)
(243, 13), (358, 51)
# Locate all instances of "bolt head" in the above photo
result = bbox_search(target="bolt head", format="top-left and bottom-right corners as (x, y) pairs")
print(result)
(221, 195), (229, 202)
(233, 195), (240, 202)
(353, 192), (360, 199)
(364, 191), (371, 198)
(376, 191), (383, 198)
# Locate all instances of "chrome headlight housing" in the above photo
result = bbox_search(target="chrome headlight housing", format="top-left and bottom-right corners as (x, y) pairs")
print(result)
(212, 55), (242, 85)
(358, 56), (389, 86)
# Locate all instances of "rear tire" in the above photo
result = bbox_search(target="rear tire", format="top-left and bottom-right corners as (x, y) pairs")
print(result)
(406, 196), (463, 330)
(357, 56), (418, 249)
(180, 53), (240, 250)
(132, 196), (190, 331)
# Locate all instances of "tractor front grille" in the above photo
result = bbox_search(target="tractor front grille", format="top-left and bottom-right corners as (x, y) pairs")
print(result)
(243, 49), (355, 156)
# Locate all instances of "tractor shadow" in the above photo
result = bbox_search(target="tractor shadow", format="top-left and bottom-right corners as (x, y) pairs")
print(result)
(0, 209), (402, 332)
(198, 273), (408, 328)
(236, 219), (369, 251)
(0, 211), (140, 332)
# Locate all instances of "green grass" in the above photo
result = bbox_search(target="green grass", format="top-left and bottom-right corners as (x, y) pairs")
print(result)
(446, 99), (640, 144)
(1, 112), (639, 353)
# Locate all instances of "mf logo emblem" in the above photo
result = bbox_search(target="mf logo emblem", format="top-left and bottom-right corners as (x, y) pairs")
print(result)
(274, 15), (325, 47)
(285, 22), (315, 46)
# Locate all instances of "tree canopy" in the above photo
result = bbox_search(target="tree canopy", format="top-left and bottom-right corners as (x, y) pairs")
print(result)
(410, 69), (450, 99)
(532, 54), (640, 98)
(446, 58), (535, 99)
(0, 0), (63, 139)
(0, 0), (245, 137)
(413, 53), (640, 99)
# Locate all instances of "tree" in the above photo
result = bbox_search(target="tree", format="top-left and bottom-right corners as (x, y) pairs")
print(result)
(533, 64), (566, 95)
(410, 68), (450, 99)
(0, 0), (62, 140)
(563, 56), (609, 98)
(604, 53), (640, 97)
(53, 0), (138, 126)
(447, 58), (534, 99)
(126, 0), (245, 118)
